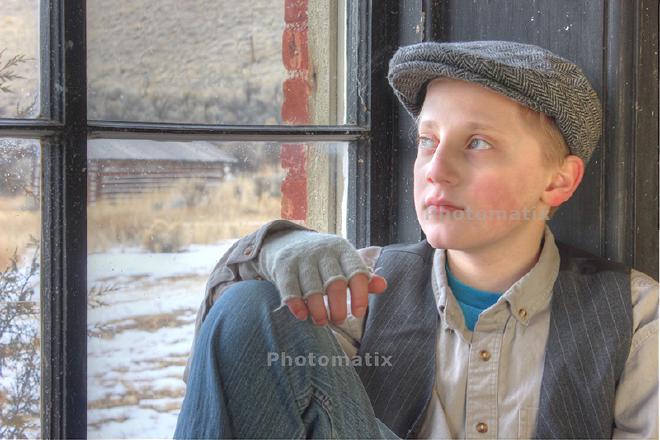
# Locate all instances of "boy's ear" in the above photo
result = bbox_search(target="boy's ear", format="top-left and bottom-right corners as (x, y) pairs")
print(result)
(541, 155), (585, 207)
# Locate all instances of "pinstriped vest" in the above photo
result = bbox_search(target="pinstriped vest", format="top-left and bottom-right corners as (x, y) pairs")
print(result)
(353, 239), (632, 439)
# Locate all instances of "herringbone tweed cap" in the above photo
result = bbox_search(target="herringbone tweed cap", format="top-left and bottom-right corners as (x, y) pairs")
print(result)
(388, 40), (602, 164)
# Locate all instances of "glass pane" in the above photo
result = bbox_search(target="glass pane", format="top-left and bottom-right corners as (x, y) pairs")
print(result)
(0, 1), (41, 118)
(87, 0), (355, 125)
(0, 138), (41, 437)
(86, 139), (348, 438)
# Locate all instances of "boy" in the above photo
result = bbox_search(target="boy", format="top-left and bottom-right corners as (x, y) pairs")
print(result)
(175, 41), (658, 439)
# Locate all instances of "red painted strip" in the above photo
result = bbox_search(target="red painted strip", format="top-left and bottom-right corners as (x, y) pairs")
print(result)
(280, 0), (310, 221)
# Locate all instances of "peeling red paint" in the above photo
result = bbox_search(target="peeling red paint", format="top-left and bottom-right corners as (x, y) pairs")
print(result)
(280, 0), (310, 221)
(285, 0), (308, 23)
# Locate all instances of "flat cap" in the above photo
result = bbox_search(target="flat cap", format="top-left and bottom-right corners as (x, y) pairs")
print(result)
(388, 40), (602, 164)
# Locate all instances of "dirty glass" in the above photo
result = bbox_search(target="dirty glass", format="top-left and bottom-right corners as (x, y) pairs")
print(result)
(0, 138), (41, 437)
(87, 0), (355, 125)
(0, 1), (41, 118)
(86, 139), (349, 437)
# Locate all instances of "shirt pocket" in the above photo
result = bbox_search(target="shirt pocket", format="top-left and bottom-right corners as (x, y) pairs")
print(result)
(518, 405), (539, 439)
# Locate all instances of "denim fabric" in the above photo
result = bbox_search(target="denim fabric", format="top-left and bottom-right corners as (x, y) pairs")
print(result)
(174, 280), (400, 439)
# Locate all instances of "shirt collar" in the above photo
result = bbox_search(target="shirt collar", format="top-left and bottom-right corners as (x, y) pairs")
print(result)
(432, 224), (560, 327)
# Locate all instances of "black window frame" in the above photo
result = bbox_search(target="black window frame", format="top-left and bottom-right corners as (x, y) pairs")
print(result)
(0, 0), (403, 437)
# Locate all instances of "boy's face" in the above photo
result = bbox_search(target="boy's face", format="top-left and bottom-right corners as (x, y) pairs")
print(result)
(414, 77), (555, 251)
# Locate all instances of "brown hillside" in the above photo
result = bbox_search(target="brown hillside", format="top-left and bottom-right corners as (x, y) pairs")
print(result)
(1, 1), (287, 123)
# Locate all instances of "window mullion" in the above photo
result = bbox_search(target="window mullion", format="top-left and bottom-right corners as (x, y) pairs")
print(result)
(87, 121), (368, 142)
(0, 119), (63, 137)
(41, 0), (87, 438)
(365, 0), (399, 246)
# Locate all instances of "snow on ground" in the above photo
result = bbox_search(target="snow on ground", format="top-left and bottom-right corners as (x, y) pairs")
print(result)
(88, 241), (234, 283)
(87, 240), (234, 438)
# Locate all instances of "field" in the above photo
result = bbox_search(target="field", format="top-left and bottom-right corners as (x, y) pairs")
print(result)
(0, 196), (40, 270)
(1, 168), (282, 264)
(86, 242), (232, 437)
(1, 0), (302, 436)
(1, 0), (285, 123)
(0, 239), (243, 437)
(1, 168), (284, 437)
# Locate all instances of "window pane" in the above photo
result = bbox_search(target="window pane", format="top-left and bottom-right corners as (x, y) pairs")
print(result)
(87, 0), (355, 125)
(0, 1), (41, 118)
(86, 139), (348, 438)
(0, 138), (41, 437)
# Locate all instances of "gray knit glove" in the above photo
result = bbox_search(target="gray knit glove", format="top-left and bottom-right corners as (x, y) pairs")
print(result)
(256, 229), (374, 304)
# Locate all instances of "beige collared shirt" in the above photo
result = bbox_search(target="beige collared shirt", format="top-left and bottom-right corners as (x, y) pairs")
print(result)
(190, 220), (659, 439)
(330, 225), (658, 439)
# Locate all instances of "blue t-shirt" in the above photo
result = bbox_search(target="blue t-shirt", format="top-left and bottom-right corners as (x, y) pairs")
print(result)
(445, 259), (502, 331)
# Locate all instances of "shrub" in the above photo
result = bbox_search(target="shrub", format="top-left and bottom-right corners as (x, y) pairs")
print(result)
(0, 238), (40, 437)
(141, 219), (186, 253)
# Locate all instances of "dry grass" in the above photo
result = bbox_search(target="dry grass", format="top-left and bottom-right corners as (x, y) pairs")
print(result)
(0, 0), (40, 117)
(88, 171), (282, 254)
(0, 197), (39, 270)
(87, 386), (185, 412)
(88, 309), (195, 340)
(1, 0), (285, 122)
(1, 168), (283, 266)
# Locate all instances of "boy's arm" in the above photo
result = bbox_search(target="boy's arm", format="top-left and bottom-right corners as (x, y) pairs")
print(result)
(183, 219), (381, 382)
(203, 219), (316, 310)
(612, 270), (659, 439)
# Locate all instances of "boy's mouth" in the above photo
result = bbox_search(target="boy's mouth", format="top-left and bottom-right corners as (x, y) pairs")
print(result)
(424, 196), (464, 211)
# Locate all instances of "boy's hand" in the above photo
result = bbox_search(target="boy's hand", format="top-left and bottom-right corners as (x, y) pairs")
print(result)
(286, 272), (388, 326)
(258, 230), (388, 326)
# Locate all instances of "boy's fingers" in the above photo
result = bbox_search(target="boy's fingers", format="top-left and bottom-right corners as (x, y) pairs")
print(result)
(285, 297), (308, 321)
(348, 273), (370, 318)
(326, 279), (348, 325)
(305, 293), (329, 326)
(285, 274), (388, 324)
(367, 274), (388, 293)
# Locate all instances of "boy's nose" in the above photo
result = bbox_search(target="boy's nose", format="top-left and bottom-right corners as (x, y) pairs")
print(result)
(425, 148), (459, 186)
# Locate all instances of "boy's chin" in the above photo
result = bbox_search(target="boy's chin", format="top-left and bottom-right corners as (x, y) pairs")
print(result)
(420, 220), (509, 250)
(420, 224), (465, 250)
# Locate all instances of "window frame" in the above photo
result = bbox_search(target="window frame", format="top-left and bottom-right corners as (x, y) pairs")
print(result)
(0, 0), (402, 437)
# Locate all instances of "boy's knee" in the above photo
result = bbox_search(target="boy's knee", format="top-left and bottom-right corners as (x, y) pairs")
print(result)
(201, 280), (284, 341)
(196, 280), (294, 360)
(216, 279), (282, 315)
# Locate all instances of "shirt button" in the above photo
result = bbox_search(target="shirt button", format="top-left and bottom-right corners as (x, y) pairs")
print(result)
(479, 350), (491, 361)
(476, 422), (488, 433)
(243, 245), (254, 256)
(518, 308), (528, 319)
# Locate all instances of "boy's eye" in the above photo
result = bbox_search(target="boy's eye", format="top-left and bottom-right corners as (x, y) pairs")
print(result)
(468, 138), (492, 150)
(417, 136), (436, 150)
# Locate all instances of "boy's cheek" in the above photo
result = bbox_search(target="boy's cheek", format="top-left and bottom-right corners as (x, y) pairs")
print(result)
(412, 162), (427, 185)
(412, 173), (428, 204)
(468, 178), (525, 212)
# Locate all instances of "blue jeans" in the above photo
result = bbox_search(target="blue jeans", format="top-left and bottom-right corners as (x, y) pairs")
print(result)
(174, 280), (401, 439)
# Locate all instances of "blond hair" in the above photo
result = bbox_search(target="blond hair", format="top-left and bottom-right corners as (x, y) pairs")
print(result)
(517, 105), (570, 217)
(517, 105), (570, 166)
